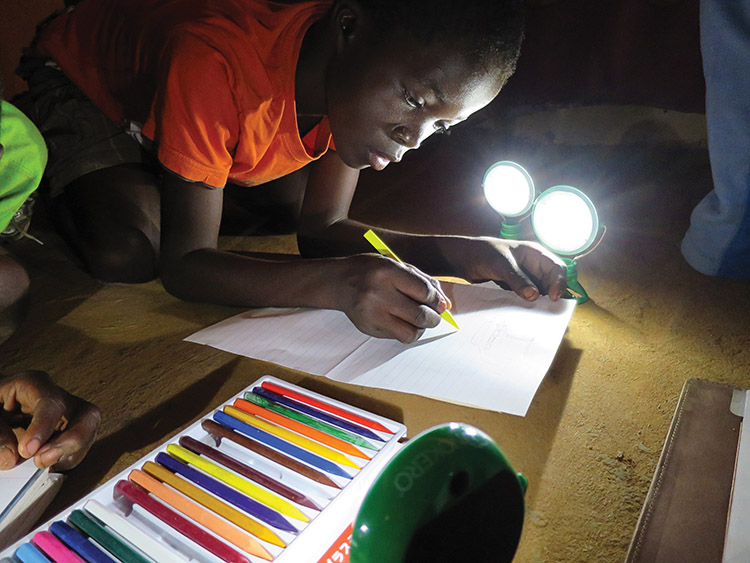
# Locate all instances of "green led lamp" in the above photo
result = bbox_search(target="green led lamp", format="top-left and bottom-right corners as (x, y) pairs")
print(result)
(482, 161), (535, 240)
(531, 185), (603, 304)
(350, 423), (526, 563)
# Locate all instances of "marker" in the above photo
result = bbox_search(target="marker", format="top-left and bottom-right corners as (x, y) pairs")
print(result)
(128, 470), (273, 561)
(179, 435), (323, 511)
(82, 500), (188, 563)
(32, 531), (86, 563)
(49, 520), (118, 563)
(155, 451), (298, 533)
(167, 443), (310, 522)
(224, 405), (361, 469)
(363, 229), (460, 330)
(142, 460), (286, 547)
(201, 419), (341, 489)
(214, 410), (353, 480)
(253, 387), (384, 443)
(68, 509), (152, 563)
(261, 380), (394, 435)
(243, 392), (378, 451)
(114, 480), (253, 563)
(233, 397), (371, 460)
(14, 543), (50, 563)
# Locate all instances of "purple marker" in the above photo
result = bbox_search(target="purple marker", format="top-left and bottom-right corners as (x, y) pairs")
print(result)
(155, 452), (297, 534)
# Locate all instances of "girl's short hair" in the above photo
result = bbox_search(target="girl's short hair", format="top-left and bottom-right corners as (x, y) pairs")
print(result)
(361, 0), (525, 85)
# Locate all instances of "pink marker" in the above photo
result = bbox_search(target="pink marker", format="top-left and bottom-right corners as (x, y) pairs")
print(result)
(33, 530), (87, 563)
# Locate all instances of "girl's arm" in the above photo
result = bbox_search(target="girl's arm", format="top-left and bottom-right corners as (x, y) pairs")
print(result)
(157, 173), (449, 343)
(298, 150), (568, 301)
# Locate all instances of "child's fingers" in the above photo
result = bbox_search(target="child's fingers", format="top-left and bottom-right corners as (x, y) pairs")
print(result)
(0, 419), (20, 470)
(397, 264), (449, 314)
(34, 401), (100, 471)
(425, 275), (452, 310)
(513, 244), (567, 301)
(501, 252), (540, 301)
(540, 264), (567, 301)
(20, 395), (71, 459)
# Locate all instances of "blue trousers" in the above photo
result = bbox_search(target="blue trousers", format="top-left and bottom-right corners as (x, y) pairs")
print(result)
(681, 0), (750, 278)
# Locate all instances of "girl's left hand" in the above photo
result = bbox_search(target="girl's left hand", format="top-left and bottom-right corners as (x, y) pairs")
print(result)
(453, 236), (568, 301)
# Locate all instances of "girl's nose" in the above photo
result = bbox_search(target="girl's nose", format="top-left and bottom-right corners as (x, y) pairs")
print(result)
(390, 125), (420, 149)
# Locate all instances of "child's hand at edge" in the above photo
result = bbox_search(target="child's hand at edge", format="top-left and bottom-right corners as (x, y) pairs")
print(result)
(0, 370), (101, 471)
(451, 237), (568, 302)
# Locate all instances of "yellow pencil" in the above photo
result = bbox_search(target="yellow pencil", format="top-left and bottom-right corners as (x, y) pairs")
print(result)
(224, 406), (361, 470)
(166, 444), (309, 522)
(142, 461), (286, 548)
(363, 229), (460, 329)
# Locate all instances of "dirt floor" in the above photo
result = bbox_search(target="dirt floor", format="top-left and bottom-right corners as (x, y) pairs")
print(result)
(2, 109), (749, 562)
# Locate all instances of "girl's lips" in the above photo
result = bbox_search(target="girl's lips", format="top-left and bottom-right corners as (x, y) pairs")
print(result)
(368, 149), (392, 171)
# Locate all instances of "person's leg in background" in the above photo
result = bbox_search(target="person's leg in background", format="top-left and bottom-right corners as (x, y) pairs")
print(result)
(14, 56), (161, 284)
(681, 0), (750, 278)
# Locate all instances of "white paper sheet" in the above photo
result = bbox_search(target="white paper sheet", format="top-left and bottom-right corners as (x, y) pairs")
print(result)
(723, 390), (750, 563)
(186, 283), (576, 416)
(0, 459), (62, 550)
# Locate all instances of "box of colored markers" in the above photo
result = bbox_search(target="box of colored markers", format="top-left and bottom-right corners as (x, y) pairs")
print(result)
(0, 376), (407, 563)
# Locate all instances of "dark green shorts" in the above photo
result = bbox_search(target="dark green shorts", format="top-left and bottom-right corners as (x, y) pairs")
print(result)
(14, 55), (155, 197)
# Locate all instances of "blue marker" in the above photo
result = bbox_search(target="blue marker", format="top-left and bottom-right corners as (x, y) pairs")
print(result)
(50, 520), (118, 563)
(14, 543), (49, 563)
(214, 410), (354, 480)
(252, 387), (385, 442)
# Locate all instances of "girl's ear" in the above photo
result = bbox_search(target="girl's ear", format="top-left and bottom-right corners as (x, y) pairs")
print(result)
(332, 0), (364, 49)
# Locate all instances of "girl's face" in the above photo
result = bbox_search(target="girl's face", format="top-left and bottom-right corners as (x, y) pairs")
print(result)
(325, 31), (502, 171)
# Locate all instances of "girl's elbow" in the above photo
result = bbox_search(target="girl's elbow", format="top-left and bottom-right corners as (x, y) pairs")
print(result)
(297, 232), (326, 258)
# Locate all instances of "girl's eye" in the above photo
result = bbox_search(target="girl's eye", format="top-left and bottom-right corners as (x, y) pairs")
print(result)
(404, 90), (424, 109)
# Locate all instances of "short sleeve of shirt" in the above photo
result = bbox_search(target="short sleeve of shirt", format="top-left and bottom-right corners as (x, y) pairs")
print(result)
(0, 101), (47, 231)
(144, 32), (241, 188)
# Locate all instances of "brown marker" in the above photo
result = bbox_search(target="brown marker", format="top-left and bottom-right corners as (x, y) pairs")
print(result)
(201, 419), (341, 489)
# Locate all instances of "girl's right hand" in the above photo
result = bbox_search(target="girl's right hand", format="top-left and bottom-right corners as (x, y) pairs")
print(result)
(332, 254), (451, 343)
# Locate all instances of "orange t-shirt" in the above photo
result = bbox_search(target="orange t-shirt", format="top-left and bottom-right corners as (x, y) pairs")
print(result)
(36, 0), (334, 188)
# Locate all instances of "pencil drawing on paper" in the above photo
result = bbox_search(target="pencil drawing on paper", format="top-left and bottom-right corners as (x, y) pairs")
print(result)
(471, 319), (534, 366)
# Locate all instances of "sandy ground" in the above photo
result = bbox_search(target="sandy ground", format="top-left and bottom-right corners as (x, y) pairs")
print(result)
(2, 115), (749, 562)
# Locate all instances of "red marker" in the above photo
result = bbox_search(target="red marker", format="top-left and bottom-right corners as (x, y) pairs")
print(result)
(113, 480), (252, 563)
(261, 381), (394, 434)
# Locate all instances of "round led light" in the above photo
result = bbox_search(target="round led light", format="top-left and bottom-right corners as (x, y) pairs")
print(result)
(482, 161), (535, 218)
(531, 186), (599, 256)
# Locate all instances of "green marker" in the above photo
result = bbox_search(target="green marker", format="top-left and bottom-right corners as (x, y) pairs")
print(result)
(68, 509), (152, 563)
(243, 392), (378, 451)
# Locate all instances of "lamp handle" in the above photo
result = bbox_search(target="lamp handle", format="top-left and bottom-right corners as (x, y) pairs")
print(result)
(573, 223), (607, 262)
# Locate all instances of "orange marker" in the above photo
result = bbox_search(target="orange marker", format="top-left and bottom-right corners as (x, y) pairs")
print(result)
(128, 469), (274, 561)
(142, 461), (285, 548)
(233, 398), (371, 461)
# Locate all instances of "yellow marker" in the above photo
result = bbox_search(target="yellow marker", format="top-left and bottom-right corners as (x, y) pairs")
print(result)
(224, 406), (360, 470)
(142, 461), (286, 548)
(166, 444), (309, 522)
(363, 229), (460, 330)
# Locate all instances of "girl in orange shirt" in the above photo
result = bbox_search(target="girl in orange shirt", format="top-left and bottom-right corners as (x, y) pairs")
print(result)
(19, 0), (567, 344)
